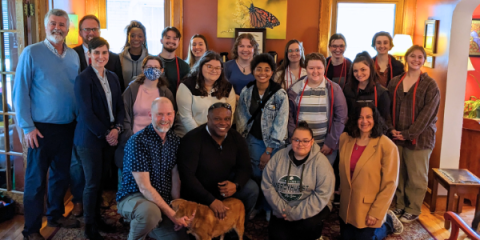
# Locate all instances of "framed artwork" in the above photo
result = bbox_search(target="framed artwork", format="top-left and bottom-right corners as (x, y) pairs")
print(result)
(66, 14), (79, 45)
(235, 28), (266, 53)
(424, 55), (436, 68)
(423, 20), (439, 54)
(218, 0), (287, 39)
(470, 19), (480, 57)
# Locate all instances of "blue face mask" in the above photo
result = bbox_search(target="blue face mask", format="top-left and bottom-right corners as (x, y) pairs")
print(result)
(144, 68), (162, 81)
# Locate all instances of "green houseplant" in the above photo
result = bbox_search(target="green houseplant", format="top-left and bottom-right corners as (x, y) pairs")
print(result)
(464, 96), (480, 118)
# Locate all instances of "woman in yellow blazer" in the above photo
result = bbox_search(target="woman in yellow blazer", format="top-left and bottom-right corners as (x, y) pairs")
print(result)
(339, 102), (402, 239)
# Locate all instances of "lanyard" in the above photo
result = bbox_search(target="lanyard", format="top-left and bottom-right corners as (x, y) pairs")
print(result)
(375, 56), (393, 80)
(356, 85), (377, 107)
(325, 58), (347, 89)
(286, 66), (301, 89)
(296, 78), (335, 132)
(392, 73), (422, 145)
(175, 55), (181, 88)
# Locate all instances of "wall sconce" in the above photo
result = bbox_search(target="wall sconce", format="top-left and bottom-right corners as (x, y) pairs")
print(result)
(390, 34), (413, 62)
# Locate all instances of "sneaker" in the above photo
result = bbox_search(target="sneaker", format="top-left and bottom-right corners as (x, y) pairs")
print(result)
(392, 208), (405, 218)
(23, 233), (45, 240)
(266, 210), (271, 222)
(47, 216), (80, 228)
(400, 212), (419, 223)
(333, 193), (340, 205)
(387, 210), (404, 235)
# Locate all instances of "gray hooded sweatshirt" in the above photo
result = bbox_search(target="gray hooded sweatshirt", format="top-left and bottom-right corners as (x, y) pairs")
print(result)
(262, 143), (334, 221)
(119, 46), (149, 89)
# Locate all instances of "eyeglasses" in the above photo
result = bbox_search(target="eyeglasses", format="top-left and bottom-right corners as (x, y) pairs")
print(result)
(291, 138), (313, 145)
(205, 64), (222, 72)
(82, 28), (100, 33)
(208, 102), (232, 111)
(288, 49), (301, 53)
(330, 45), (345, 49)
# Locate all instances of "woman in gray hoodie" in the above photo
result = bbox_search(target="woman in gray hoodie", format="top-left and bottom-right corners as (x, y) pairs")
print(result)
(119, 20), (149, 89)
(262, 121), (334, 240)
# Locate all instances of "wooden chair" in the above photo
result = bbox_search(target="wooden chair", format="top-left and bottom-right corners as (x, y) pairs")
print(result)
(444, 211), (480, 240)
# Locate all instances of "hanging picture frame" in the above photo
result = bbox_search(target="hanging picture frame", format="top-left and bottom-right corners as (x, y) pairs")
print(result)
(423, 20), (439, 54)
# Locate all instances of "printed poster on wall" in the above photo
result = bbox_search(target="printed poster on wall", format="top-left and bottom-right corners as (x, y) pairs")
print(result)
(217, 0), (287, 39)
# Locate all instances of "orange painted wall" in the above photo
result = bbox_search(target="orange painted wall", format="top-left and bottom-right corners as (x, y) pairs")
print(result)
(466, 5), (480, 101)
(53, 0), (86, 47)
(182, 0), (320, 61)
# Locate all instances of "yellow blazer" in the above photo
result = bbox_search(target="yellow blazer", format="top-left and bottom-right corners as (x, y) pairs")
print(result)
(338, 132), (399, 229)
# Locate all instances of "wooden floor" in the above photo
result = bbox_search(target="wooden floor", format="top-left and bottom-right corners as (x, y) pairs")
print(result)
(0, 201), (476, 239)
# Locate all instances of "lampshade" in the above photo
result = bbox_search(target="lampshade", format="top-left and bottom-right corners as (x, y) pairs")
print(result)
(390, 34), (413, 57)
(468, 57), (475, 71)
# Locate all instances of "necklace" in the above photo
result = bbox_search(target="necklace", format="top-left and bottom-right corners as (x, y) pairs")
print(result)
(236, 60), (249, 73)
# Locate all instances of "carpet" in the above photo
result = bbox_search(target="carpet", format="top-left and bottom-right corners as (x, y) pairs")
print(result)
(48, 202), (436, 240)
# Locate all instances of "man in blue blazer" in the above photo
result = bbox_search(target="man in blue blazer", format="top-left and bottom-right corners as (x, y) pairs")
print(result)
(73, 37), (125, 240)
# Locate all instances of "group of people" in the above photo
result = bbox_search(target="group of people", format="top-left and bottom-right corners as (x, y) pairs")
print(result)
(14, 9), (441, 240)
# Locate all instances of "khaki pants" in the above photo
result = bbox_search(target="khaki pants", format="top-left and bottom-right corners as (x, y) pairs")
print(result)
(395, 146), (432, 215)
(117, 193), (189, 240)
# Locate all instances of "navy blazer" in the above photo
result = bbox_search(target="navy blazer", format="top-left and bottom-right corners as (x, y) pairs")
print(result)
(73, 45), (126, 92)
(74, 66), (125, 148)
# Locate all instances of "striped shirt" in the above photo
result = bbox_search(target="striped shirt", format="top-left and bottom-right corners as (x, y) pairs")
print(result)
(296, 79), (329, 145)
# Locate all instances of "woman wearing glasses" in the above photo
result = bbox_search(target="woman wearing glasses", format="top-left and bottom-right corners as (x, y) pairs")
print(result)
(115, 55), (174, 184)
(176, 51), (236, 137)
(274, 39), (307, 90)
(325, 34), (352, 89)
(338, 102), (403, 239)
(236, 53), (288, 221)
(262, 121), (334, 240)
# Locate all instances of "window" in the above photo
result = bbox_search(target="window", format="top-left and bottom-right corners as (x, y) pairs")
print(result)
(335, 3), (396, 60)
(101, 0), (165, 54)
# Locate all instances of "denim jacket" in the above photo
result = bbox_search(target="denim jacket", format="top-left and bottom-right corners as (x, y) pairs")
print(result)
(236, 80), (289, 149)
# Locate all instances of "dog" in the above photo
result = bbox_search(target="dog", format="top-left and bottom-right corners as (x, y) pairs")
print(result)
(171, 198), (245, 240)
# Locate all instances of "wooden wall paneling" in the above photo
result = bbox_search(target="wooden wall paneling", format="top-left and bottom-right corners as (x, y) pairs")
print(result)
(168, 0), (183, 58)
(85, 0), (106, 28)
(318, 0), (332, 56)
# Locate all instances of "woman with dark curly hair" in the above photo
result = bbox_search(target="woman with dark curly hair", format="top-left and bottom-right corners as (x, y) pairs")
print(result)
(237, 53), (289, 221)
(119, 20), (149, 88)
(224, 33), (259, 100)
(339, 102), (402, 239)
(175, 51), (236, 137)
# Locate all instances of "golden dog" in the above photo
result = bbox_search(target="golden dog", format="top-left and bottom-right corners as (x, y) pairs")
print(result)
(171, 198), (245, 240)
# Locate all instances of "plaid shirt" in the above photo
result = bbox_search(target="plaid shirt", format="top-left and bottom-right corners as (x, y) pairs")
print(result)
(387, 72), (440, 150)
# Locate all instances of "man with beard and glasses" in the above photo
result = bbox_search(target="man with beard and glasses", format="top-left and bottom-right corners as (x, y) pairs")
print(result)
(117, 97), (192, 240)
(177, 102), (258, 240)
(158, 26), (190, 98)
(13, 9), (80, 240)
(70, 15), (125, 220)
(73, 15), (125, 91)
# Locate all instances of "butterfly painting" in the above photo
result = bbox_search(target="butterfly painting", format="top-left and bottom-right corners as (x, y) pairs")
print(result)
(217, 0), (287, 39)
(246, 3), (281, 29)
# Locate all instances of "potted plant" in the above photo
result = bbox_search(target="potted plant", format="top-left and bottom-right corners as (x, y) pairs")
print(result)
(464, 96), (480, 118)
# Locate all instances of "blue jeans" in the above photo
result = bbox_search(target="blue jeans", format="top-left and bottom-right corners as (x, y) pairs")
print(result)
(73, 144), (115, 224)
(232, 178), (259, 217)
(23, 122), (75, 237)
(246, 134), (278, 212)
(340, 214), (394, 240)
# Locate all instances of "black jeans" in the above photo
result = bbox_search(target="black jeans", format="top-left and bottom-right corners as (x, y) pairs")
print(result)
(340, 214), (394, 240)
(73, 144), (115, 224)
(268, 206), (330, 240)
(23, 122), (75, 237)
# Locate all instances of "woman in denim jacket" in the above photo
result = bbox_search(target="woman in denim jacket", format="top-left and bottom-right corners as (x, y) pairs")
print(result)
(237, 53), (289, 221)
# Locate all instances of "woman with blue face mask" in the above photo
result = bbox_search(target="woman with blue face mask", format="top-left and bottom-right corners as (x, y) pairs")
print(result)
(115, 56), (174, 181)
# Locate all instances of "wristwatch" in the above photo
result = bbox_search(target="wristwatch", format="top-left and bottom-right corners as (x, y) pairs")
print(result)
(265, 150), (272, 155)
